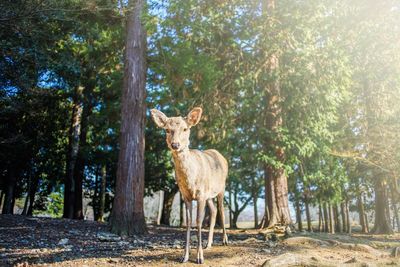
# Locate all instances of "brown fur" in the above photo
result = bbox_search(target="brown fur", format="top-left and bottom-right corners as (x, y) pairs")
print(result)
(151, 107), (229, 264)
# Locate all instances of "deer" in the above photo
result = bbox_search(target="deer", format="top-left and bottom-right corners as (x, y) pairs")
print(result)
(150, 107), (229, 264)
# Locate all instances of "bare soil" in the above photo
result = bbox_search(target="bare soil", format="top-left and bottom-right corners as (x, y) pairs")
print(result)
(0, 215), (399, 267)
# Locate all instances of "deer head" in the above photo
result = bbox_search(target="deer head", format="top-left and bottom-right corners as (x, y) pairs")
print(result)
(150, 107), (202, 152)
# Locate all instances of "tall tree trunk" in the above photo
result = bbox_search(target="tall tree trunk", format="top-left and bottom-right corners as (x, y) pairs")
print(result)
(295, 197), (303, 232)
(318, 202), (323, 232)
(346, 199), (351, 234)
(340, 202), (347, 233)
(323, 202), (329, 233)
(231, 212), (239, 229)
(371, 179), (393, 234)
(63, 86), (83, 219)
(110, 0), (147, 235)
(93, 166), (100, 220)
(390, 186), (400, 232)
(228, 186), (233, 228)
(22, 175), (31, 215)
(2, 167), (16, 214)
(97, 165), (107, 222)
(305, 196), (312, 232)
(253, 192), (258, 229)
(357, 193), (368, 233)
(26, 176), (39, 216)
(262, 0), (291, 229)
(333, 204), (341, 233)
(160, 189), (177, 225)
(328, 203), (335, 234)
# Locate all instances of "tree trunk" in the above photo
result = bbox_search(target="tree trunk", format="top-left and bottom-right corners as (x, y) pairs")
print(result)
(0, 190), (4, 211)
(231, 212), (239, 229)
(161, 189), (177, 225)
(390, 187), (400, 232)
(261, 0), (291, 229)
(93, 166), (100, 220)
(318, 202), (323, 232)
(323, 203), (329, 233)
(253, 190), (258, 229)
(156, 190), (164, 225)
(364, 213), (370, 232)
(340, 202), (347, 233)
(96, 165), (107, 222)
(22, 175), (31, 215)
(346, 199), (351, 234)
(26, 176), (39, 216)
(228, 187), (233, 228)
(333, 204), (341, 233)
(328, 203), (335, 234)
(295, 197), (303, 232)
(357, 193), (368, 233)
(110, 0), (147, 235)
(305, 196), (312, 232)
(371, 179), (393, 234)
(2, 167), (16, 214)
(63, 86), (83, 219)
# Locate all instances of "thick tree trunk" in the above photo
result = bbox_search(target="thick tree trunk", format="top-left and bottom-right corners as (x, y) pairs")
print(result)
(323, 202), (329, 233)
(2, 168), (16, 214)
(262, 0), (291, 229)
(26, 176), (39, 216)
(357, 193), (368, 233)
(110, 0), (147, 235)
(304, 195), (312, 232)
(340, 202), (347, 233)
(160, 189), (177, 225)
(231, 212), (239, 229)
(371, 179), (393, 234)
(63, 86), (83, 219)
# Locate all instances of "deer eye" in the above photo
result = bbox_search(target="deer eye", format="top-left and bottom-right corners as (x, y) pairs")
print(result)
(183, 128), (188, 132)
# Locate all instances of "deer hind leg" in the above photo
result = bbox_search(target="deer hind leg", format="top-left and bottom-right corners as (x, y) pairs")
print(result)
(217, 192), (229, 245)
(205, 198), (217, 249)
(181, 200), (192, 263)
(196, 199), (206, 264)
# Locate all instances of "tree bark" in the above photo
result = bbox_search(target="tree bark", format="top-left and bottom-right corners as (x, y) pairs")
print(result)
(2, 167), (16, 214)
(346, 199), (351, 234)
(261, 0), (291, 229)
(96, 165), (107, 222)
(160, 189), (177, 225)
(333, 204), (341, 233)
(0, 190), (4, 211)
(371, 179), (393, 234)
(63, 86), (83, 219)
(357, 193), (368, 233)
(318, 202), (323, 232)
(340, 202), (347, 233)
(323, 202), (329, 233)
(295, 196), (303, 232)
(110, 0), (147, 235)
(253, 192), (258, 229)
(304, 195), (312, 232)
(328, 203), (335, 234)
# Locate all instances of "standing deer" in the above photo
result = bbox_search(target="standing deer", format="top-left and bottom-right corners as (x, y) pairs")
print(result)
(151, 107), (228, 264)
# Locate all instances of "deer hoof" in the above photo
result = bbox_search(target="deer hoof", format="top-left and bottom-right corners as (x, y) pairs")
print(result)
(196, 258), (204, 264)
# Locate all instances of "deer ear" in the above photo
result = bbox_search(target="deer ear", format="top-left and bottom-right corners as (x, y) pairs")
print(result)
(150, 109), (168, 128)
(187, 107), (202, 126)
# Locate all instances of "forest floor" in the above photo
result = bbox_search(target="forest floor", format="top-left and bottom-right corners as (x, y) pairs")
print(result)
(0, 215), (399, 267)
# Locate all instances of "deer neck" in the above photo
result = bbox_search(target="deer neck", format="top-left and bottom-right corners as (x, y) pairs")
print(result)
(171, 148), (197, 200)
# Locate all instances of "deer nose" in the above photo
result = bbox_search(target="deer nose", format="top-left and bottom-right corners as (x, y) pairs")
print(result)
(171, 142), (180, 150)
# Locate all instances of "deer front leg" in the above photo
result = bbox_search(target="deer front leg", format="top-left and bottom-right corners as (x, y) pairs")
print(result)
(181, 200), (192, 263)
(205, 199), (217, 249)
(196, 199), (206, 264)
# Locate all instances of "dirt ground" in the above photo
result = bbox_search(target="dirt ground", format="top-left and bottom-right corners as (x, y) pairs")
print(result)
(0, 215), (399, 267)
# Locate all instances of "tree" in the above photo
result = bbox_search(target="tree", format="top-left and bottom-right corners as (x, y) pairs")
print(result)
(110, 0), (147, 235)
